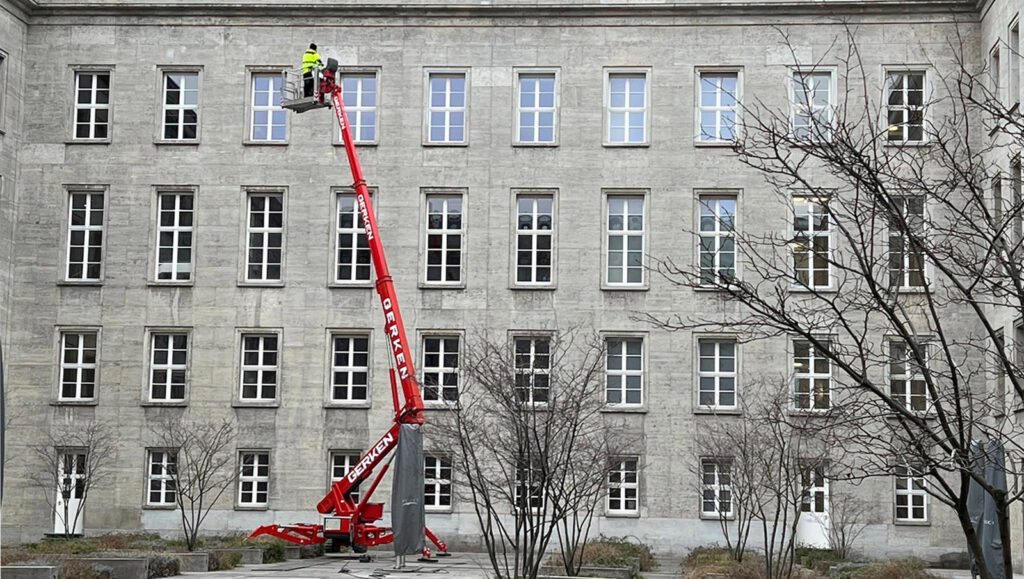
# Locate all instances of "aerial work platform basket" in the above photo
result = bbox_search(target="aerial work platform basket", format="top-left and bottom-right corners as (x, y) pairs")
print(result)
(279, 58), (338, 113)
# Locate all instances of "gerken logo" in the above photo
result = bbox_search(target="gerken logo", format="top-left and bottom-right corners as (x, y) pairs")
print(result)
(382, 298), (410, 379)
(346, 432), (395, 484)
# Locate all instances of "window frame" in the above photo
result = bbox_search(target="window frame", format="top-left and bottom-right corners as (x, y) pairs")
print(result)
(800, 462), (829, 514)
(603, 67), (651, 147)
(602, 190), (649, 290)
(70, 67), (113, 143)
(331, 187), (375, 287)
(606, 456), (640, 517)
(156, 67), (202, 144)
(421, 188), (467, 289)
(1011, 18), (1021, 107)
(882, 68), (929, 146)
(235, 330), (282, 407)
(789, 66), (837, 144)
(694, 67), (742, 145)
(886, 194), (929, 290)
(513, 67), (560, 147)
(790, 194), (833, 290)
(144, 328), (191, 405)
(991, 42), (1003, 104)
(512, 334), (552, 407)
(603, 334), (645, 409)
(511, 189), (557, 289)
(887, 339), (934, 415)
(695, 336), (739, 413)
(696, 191), (739, 288)
(62, 186), (107, 284)
(0, 50), (8, 134)
(893, 464), (929, 524)
(700, 458), (733, 519)
(514, 457), (545, 513)
(420, 331), (462, 407)
(326, 331), (373, 408)
(145, 448), (178, 509)
(240, 187), (286, 286)
(237, 450), (270, 509)
(792, 338), (832, 412)
(55, 328), (101, 404)
(244, 67), (289, 145)
(151, 187), (196, 285)
(423, 68), (470, 146)
(328, 450), (364, 502)
(334, 67), (381, 146)
(424, 454), (454, 512)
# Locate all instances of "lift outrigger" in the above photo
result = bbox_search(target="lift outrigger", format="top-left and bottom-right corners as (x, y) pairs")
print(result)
(248, 59), (449, 561)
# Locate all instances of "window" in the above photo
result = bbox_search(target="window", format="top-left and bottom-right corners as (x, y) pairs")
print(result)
(1012, 158), (1022, 242)
(793, 340), (831, 410)
(992, 43), (1002, 101)
(422, 335), (459, 403)
(162, 71), (199, 141)
(698, 339), (737, 410)
(607, 458), (639, 515)
(1012, 21), (1021, 105)
(239, 334), (278, 401)
(238, 451), (269, 507)
(515, 459), (544, 511)
(249, 73), (286, 142)
(791, 70), (833, 142)
(698, 195), (736, 285)
(340, 73), (377, 143)
(889, 340), (930, 413)
(800, 464), (827, 513)
(894, 464), (928, 522)
(606, 338), (643, 406)
(73, 71), (110, 140)
(245, 193), (283, 282)
(424, 455), (453, 510)
(149, 333), (188, 402)
(59, 331), (98, 402)
(606, 71), (648, 144)
(792, 196), (830, 288)
(330, 451), (362, 502)
(514, 337), (550, 405)
(66, 191), (105, 281)
(885, 71), (926, 143)
(425, 193), (464, 285)
(147, 450), (177, 506)
(516, 72), (556, 144)
(335, 191), (371, 284)
(427, 72), (467, 144)
(888, 195), (926, 288)
(155, 191), (194, 281)
(697, 71), (739, 142)
(0, 52), (6, 128)
(515, 194), (554, 285)
(330, 334), (369, 403)
(605, 195), (645, 286)
(701, 459), (732, 517)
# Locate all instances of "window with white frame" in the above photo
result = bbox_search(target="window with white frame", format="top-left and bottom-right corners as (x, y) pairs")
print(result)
(155, 191), (193, 281)
(514, 337), (550, 405)
(791, 71), (833, 142)
(793, 340), (831, 410)
(147, 450), (177, 506)
(73, 71), (110, 140)
(992, 43), (1002, 101)
(701, 459), (732, 517)
(889, 340), (930, 412)
(606, 338), (643, 406)
(66, 191), (105, 281)
(606, 72), (647, 144)
(424, 454), (453, 510)
(894, 464), (928, 522)
(56, 451), (87, 518)
(800, 463), (828, 513)
(330, 451), (362, 502)
(240, 334), (278, 401)
(335, 192), (371, 283)
(149, 333), (188, 402)
(250, 73), (286, 142)
(698, 339), (736, 409)
(425, 194), (463, 284)
(607, 457), (639, 515)
(793, 196), (830, 288)
(1011, 21), (1020, 105)
(515, 194), (554, 285)
(698, 195), (736, 285)
(885, 71), (925, 143)
(427, 73), (466, 144)
(60, 331), (98, 401)
(1012, 158), (1022, 242)
(888, 195), (926, 288)
(516, 72), (556, 144)
(606, 195), (645, 286)
(238, 451), (269, 507)
(162, 71), (198, 140)
(245, 193), (283, 282)
(331, 334), (369, 403)
(698, 71), (738, 142)
(423, 335), (459, 403)
(341, 73), (377, 143)
(515, 459), (544, 511)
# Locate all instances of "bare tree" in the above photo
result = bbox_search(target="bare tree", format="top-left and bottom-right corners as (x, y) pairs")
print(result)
(30, 420), (117, 538)
(150, 415), (238, 551)
(826, 489), (871, 560)
(645, 23), (1024, 579)
(434, 329), (632, 578)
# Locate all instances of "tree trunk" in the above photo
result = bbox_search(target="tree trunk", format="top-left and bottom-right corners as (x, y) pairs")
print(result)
(995, 496), (1014, 579)
(956, 504), (995, 579)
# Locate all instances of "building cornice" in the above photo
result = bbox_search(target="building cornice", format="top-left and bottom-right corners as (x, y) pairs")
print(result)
(1, 0), (38, 22)
(25, 0), (978, 20)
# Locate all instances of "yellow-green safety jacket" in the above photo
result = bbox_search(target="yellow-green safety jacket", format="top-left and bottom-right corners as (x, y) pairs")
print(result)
(302, 49), (322, 74)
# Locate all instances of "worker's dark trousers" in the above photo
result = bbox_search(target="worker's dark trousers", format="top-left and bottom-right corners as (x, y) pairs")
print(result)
(303, 72), (313, 97)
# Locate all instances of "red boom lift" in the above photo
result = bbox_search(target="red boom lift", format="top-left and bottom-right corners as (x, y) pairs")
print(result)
(248, 59), (449, 560)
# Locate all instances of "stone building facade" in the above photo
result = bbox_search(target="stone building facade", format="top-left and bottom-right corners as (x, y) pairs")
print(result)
(0, 0), (1019, 566)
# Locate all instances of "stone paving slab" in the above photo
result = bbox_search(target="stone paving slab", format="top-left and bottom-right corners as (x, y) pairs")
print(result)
(179, 553), (493, 578)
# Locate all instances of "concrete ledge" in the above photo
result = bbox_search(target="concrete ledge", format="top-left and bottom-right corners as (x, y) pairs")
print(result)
(539, 565), (633, 579)
(210, 548), (263, 565)
(173, 551), (209, 572)
(0, 566), (59, 579)
(82, 557), (147, 579)
(284, 545), (302, 559)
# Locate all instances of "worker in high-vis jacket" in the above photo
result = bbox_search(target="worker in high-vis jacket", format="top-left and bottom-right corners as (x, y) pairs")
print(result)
(302, 43), (323, 97)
